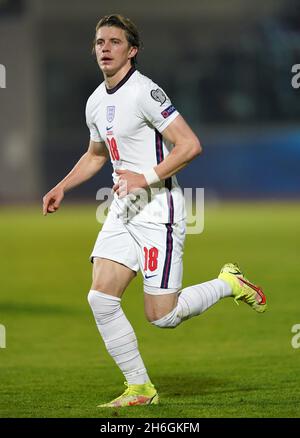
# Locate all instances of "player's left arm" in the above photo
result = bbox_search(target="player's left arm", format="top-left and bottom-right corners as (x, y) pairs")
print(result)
(153, 114), (202, 180)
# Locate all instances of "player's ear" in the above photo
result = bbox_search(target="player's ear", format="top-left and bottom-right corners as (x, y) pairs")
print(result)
(128, 46), (138, 60)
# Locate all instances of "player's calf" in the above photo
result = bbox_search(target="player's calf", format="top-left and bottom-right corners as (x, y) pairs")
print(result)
(150, 306), (181, 329)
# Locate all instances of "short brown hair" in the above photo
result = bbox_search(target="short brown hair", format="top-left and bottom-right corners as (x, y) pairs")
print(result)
(92, 14), (141, 66)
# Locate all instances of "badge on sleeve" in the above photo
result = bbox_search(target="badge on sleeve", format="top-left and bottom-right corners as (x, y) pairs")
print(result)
(161, 105), (176, 119)
(150, 89), (167, 106)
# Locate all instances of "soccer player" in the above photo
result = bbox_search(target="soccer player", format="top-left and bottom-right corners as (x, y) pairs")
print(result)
(42, 14), (267, 408)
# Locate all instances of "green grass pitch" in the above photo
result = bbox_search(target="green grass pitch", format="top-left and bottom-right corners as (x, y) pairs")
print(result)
(1, 201), (300, 418)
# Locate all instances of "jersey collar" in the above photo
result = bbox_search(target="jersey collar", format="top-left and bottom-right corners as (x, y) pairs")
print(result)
(105, 66), (136, 95)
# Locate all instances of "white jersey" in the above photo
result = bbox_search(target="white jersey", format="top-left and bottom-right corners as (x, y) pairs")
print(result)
(86, 67), (186, 224)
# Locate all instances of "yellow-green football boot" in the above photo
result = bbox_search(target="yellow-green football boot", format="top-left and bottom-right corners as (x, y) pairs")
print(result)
(219, 263), (267, 313)
(97, 382), (159, 408)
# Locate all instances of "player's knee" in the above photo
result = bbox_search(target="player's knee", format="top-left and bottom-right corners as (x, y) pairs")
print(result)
(150, 306), (181, 329)
(91, 274), (111, 295)
(87, 289), (121, 324)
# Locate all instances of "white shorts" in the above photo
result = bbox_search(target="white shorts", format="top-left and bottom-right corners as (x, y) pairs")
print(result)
(90, 209), (186, 295)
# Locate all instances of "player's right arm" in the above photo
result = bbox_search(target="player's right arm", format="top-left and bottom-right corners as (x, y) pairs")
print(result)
(42, 140), (109, 216)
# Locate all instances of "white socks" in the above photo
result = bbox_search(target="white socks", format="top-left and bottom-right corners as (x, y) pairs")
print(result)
(88, 290), (150, 385)
(88, 280), (232, 380)
(152, 279), (232, 328)
(178, 278), (232, 319)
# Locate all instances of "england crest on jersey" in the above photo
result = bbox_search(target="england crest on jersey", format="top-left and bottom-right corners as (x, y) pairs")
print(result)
(106, 106), (115, 123)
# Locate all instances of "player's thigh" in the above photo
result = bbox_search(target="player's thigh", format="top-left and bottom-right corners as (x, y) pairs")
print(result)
(127, 219), (185, 292)
(90, 209), (139, 297)
(92, 257), (136, 298)
(144, 291), (179, 322)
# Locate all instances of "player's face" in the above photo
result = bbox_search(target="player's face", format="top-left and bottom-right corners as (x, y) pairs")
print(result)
(95, 26), (137, 76)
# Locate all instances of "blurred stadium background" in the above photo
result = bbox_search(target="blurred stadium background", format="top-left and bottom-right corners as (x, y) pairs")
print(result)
(1, 0), (300, 418)
(0, 0), (300, 201)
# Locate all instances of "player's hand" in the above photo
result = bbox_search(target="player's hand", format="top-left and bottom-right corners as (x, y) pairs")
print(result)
(42, 186), (65, 216)
(113, 169), (147, 198)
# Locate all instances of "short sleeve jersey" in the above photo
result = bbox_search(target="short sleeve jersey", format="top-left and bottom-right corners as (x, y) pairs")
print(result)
(86, 67), (186, 224)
